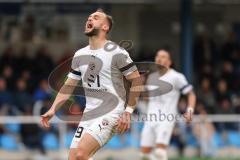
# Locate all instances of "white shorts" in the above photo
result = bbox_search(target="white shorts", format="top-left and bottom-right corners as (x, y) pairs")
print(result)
(140, 121), (175, 147)
(70, 113), (119, 148)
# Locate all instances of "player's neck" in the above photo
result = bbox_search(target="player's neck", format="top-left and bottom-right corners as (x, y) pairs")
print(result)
(159, 67), (170, 75)
(89, 36), (107, 50)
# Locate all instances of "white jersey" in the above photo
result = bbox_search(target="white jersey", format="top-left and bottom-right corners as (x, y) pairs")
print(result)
(140, 69), (193, 146)
(147, 69), (192, 115)
(68, 41), (137, 116)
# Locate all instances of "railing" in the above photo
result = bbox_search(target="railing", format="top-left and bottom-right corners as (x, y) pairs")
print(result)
(0, 114), (240, 158)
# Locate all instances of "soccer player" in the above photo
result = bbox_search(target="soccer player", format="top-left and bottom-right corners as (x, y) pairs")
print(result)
(41, 9), (140, 160)
(140, 49), (196, 160)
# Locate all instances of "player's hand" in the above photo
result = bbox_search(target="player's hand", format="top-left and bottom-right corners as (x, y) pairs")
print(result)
(116, 111), (131, 134)
(41, 109), (55, 129)
(183, 108), (194, 123)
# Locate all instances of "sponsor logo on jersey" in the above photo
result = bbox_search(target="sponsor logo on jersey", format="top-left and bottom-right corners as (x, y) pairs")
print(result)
(102, 118), (109, 126)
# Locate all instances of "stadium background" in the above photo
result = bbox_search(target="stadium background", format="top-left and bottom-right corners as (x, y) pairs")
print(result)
(1, 0), (240, 159)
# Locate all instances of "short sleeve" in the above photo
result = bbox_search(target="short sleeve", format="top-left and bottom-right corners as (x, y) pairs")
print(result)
(67, 51), (82, 80)
(116, 50), (137, 76)
(175, 73), (193, 95)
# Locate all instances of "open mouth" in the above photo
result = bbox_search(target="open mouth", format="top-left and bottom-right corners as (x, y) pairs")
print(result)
(87, 23), (93, 29)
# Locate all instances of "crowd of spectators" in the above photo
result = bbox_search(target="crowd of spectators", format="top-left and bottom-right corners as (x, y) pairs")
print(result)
(0, 44), (71, 152)
(193, 32), (240, 131)
(0, 45), (54, 114)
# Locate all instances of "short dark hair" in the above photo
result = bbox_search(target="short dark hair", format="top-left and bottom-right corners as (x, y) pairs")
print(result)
(96, 8), (114, 33)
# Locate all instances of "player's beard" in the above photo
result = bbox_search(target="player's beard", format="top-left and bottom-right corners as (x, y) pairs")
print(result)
(157, 64), (168, 75)
(85, 28), (99, 37)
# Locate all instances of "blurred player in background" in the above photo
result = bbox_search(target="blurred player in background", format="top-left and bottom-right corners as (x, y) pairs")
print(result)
(41, 9), (141, 160)
(140, 49), (196, 160)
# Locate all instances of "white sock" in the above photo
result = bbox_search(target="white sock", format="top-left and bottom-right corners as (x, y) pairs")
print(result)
(154, 148), (167, 160)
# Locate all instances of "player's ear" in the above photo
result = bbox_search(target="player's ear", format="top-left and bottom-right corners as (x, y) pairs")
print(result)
(102, 24), (109, 32)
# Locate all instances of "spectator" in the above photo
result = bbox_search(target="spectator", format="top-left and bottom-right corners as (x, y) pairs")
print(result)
(33, 79), (52, 102)
(0, 77), (13, 114)
(217, 98), (234, 114)
(1, 65), (15, 91)
(198, 63), (214, 82)
(173, 97), (189, 156)
(193, 103), (216, 157)
(13, 78), (32, 113)
(69, 103), (83, 115)
(20, 107), (45, 154)
(221, 61), (237, 91)
(68, 103), (84, 130)
(216, 98), (237, 131)
(20, 70), (32, 93)
(197, 77), (216, 113)
(215, 79), (231, 103)
(171, 125), (186, 157)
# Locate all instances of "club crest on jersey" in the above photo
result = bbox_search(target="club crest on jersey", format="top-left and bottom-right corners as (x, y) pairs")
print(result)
(89, 63), (95, 70)
(102, 119), (109, 126)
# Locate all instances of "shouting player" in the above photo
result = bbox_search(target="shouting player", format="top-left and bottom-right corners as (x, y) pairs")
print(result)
(41, 9), (141, 160)
(140, 49), (196, 160)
